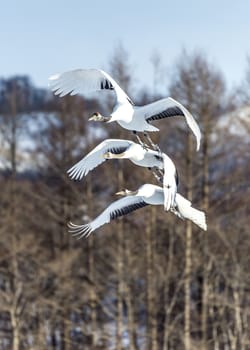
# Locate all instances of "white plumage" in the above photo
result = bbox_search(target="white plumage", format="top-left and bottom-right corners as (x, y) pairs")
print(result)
(68, 184), (207, 238)
(67, 139), (134, 179)
(67, 139), (178, 211)
(173, 193), (207, 231)
(49, 68), (201, 150)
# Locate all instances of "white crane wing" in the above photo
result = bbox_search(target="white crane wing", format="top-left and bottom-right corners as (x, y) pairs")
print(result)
(68, 195), (148, 238)
(175, 193), (207, 230)
(49, 68), (133, 105)
(67, 139), (133, 180)
(141, 97), (201, 151)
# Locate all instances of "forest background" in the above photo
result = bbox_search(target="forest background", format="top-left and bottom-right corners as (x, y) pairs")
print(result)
(0, 45), (249, 349)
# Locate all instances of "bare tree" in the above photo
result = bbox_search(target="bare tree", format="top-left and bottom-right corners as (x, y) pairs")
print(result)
(0, 47), (249, 349)
(169, 50), (226, 350)
(108, 44), (136, 350)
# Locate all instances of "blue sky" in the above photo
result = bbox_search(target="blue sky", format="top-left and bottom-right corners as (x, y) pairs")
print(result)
(1, 0), (250, 92)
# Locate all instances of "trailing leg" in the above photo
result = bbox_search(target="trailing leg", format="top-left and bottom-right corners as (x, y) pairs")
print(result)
(143, 132), (161, 152)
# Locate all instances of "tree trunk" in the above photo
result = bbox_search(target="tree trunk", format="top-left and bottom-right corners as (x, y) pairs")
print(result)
(11, 310), (20, 350)
(184, 221), (192, 350)
(233, 268), (242, 350)
(163, 230), (174, 350)
(60, 310), (72, 350)
(184, 132), (193, 350)
(87, 175), (97, 348)
(146, 207), (157, 350)
(151, 206), (158, 350)
(116, 165), (124, 350)
(201, 117), (209, 350)
(9, 85), (21, 350)
(124, 231), (139, 350)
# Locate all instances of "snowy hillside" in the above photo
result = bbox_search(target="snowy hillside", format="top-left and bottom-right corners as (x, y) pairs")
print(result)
(217, 105), (250, 138)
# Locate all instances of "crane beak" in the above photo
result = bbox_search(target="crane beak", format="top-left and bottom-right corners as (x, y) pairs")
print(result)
(115, 190), (126, 196)
(88, 113), (100, 121)
(89, 113), (112, 122)
(115, 189), (138, 196)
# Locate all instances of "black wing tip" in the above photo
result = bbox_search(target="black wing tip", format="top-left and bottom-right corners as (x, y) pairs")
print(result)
(110, 201), (148, 221)
(100, 79), (114, 90)
(147, 106), (185, 122)
(107, 146), (128, 155)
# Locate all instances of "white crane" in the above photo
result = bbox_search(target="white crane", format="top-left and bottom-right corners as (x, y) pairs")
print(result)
(68, 184), (207, 238)
(49, 69), (201, 150)
(67, 139), (178, 211)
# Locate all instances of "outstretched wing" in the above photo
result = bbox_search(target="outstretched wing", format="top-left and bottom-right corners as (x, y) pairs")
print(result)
(174, 193), (207, 231)
(49, 68), (133, 105)
(162, 153), (178, 211)
(141, 97), (201, 151)
(68, 196), (148, 238)
(68, 139), (133, 180)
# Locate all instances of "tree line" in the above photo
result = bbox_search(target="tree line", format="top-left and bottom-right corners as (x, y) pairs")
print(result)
(0, 47), (249, 349)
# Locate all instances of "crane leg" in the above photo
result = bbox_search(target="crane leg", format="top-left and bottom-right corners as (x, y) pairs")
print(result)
(151, 168), (164, 183)
(143, 132), (161, 152)
(133, 131), (149, 149)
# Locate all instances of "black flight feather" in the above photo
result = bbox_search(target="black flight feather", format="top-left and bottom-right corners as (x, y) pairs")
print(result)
(146, 106), (185, 122)
(110, 201), (149, 220)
